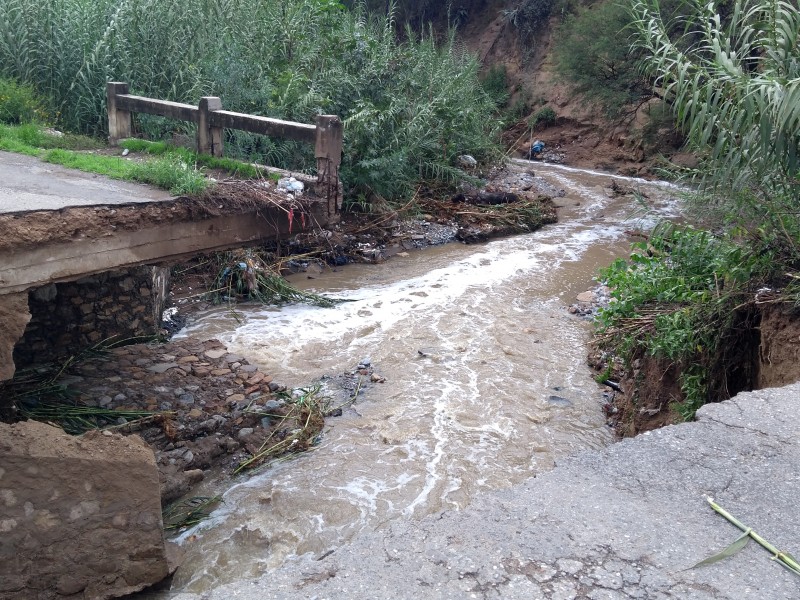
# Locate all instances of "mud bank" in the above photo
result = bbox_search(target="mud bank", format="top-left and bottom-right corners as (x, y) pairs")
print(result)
(588, 302), (800, 435)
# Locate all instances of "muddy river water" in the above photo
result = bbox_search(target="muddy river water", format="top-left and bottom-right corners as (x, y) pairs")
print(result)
(168, 162), (681, 593)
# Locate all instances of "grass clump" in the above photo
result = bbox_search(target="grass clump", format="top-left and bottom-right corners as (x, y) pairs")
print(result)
(120, 139), (261, 179)
(130, 154), (208, 196)
(0, 122), (101, 154)
(0, 122), (209, 195)
(40, 148), (208, 196)
(503, 0), (556, 51)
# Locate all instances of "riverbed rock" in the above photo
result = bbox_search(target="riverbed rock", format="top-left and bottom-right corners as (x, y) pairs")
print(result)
(38, 338), (293, 505)
(0, 420), (170, 599)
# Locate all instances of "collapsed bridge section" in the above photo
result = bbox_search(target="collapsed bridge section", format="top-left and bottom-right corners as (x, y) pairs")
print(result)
(0, 151), (339, 383)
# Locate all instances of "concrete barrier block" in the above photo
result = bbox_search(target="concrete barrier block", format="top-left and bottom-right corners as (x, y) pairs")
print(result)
(0, 421), (169, 599)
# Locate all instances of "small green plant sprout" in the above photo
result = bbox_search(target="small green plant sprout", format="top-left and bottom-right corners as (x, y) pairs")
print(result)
(690, 496), (800, 577)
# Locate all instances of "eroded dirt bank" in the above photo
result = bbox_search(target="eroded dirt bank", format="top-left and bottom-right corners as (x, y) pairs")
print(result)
(588, 301), (800, 436)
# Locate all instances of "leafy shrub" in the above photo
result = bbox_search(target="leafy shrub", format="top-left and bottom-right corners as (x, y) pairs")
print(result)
(481, 65), (510, 108)
(530, 105), (556, 128)
(554, 1), (651, 117)
(0, 77), (40, 124)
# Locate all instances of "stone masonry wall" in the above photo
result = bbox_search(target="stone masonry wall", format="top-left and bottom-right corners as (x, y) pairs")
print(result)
(13, 266), (170, 369)
(0, 420), (169, 599)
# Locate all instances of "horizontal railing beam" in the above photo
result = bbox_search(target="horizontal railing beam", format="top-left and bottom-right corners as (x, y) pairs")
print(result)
(106, 82), (341, 217)
(116, 94), (199, 123)
(210, 111), (316, 144)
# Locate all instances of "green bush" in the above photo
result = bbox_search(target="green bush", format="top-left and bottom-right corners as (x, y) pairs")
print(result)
(0, 77), (40, 124)
(530, 105), (556, 128)
(481, 65), (510, 108)
(554, 1), (650, 116)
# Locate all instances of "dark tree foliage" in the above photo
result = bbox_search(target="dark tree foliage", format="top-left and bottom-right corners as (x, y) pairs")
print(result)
(343, 0), (488, 28)
(554, 1), (652, 117)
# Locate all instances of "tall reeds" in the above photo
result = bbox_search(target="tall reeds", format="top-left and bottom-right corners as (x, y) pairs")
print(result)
(0, 0), (501, 200)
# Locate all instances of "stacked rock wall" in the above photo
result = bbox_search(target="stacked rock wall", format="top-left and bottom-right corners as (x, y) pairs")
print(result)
(13, 266), (170, 369)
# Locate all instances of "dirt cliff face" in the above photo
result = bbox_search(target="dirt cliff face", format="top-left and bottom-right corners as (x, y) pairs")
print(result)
(758, 304), (800, 388)
(455, 1), (682, 173)
(596, 303), (800, 436)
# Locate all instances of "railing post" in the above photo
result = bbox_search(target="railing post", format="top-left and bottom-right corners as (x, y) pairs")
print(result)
(198, 97), (224, 157)
(107, 82), (131, 145)
(315, 115), (343, 216)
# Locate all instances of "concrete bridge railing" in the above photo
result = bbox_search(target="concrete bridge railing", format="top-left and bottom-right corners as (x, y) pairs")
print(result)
(107, 82), (343, 215)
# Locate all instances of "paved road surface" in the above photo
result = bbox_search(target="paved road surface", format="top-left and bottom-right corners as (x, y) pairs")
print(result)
(0, 150), (171, 214)
(174, 384), (800, 599)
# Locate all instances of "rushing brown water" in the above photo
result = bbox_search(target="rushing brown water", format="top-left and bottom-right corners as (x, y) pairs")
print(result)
(168, 162), (682, 593)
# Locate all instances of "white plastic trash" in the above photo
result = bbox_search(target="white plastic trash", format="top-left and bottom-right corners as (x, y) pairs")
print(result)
(278, 177), (304, 193)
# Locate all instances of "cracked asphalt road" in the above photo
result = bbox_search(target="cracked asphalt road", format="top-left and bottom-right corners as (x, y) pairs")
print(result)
(173, 384), (800, 600)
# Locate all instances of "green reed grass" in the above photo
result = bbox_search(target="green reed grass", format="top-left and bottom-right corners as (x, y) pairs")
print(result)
(0, 0), (502, 202)
(163, 496), (222, 531)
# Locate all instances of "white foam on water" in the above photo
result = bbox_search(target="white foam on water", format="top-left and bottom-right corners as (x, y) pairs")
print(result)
(513, 158), (690, 190)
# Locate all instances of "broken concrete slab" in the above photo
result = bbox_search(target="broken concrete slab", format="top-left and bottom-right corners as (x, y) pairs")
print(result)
(0, 293), (30, 382)
(0, 421), (170, 599)
(185, 383), (800, 599)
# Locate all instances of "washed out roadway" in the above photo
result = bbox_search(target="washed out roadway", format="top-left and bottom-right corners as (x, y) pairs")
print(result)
(174, 383), (800, 599)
